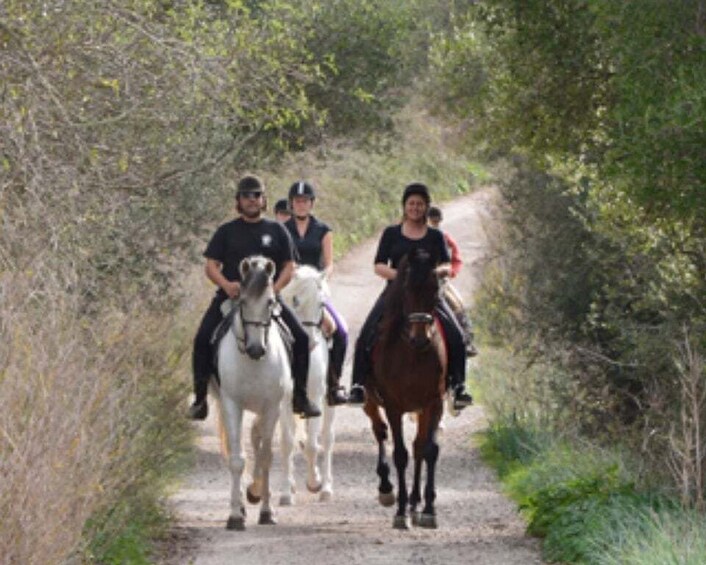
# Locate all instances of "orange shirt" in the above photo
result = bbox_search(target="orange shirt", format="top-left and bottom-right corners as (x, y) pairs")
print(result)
(444, 232), (462, 278)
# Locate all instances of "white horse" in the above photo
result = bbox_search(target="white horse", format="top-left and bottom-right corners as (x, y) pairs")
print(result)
(210, 255), (292, 530)
(279, 265), (337, 503)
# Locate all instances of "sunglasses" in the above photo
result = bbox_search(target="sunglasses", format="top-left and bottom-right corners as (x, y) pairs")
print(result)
(239, 190), (263, 199)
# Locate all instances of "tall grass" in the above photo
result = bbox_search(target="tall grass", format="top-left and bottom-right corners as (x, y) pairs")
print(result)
(591, 508), (706, 565)
(0, 273), (193, 564)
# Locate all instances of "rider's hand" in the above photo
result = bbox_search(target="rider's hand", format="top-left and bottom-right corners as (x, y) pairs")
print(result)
(435, 265), (451, 279)
(222, 280), (241, 299)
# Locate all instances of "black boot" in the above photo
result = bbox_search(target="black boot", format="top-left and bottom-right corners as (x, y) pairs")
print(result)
(293, 389), (322, 418)
(327, 372), (349, 405)
(188, 376), (209, 420)
(452, 384), (473, 410)
(188, 397), (208, 420)
(292, 368), (321, 418)
(327, 342), (348, 406)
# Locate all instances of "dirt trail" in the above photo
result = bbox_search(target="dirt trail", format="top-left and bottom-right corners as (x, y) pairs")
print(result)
(164, 189), (542, 564)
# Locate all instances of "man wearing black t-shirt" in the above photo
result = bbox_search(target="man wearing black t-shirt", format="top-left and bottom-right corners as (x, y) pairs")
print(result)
(188, 175), (321, 420)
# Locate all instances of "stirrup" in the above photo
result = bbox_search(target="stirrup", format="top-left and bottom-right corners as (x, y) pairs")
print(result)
(347, 384), (365, 405)
(327, 386), (348, 406)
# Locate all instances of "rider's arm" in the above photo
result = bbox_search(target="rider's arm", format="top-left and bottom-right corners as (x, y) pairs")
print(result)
(205, 258), (240, 298)
(321, 231), (334, 279)
(445, 232), (463, 278)
(374, 262), (397, 280)
(274, 260), (294, 294)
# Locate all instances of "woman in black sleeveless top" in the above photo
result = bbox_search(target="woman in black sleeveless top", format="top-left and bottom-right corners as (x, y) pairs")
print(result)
(283, 181), (349, 405)
(347, 183), (473, 411)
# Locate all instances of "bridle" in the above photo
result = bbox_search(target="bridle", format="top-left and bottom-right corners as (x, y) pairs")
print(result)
(294, 293), (326, 349)
(233, 297), (276, 355)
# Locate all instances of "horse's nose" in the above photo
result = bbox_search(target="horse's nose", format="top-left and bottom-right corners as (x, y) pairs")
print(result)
(246, 344), (265, 360)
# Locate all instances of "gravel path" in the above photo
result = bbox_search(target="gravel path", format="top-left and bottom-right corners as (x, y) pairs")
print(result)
(163, 189), (542, 564)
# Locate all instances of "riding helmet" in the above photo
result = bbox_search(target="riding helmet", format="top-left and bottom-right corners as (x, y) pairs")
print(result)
(274, 198), (290, 214)
(236, 174), (265, 195)
(428, 205), (443, 221)
(402, 182), (431, 206)
(288, 180), (316, 200)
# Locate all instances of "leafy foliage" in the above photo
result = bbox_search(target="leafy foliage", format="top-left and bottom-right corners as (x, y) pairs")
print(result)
(430, 0), (706, 504)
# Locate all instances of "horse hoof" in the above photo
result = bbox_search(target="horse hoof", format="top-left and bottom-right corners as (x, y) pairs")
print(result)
(393, 515), (410, 530)
(279, 494), (293, 506)
(319, 490), (332, 502)
(378, 491), (396, 507)
(418, 513), (438, 529)
(411, 511), (420, 526)
(307, 480), (323, 493)
(226, 516), (245, 531)
(247, 486), (261, 504)
(258, 510), (277, 525)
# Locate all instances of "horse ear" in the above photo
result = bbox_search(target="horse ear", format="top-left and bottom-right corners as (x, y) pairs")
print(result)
(240, 257), (251, 279)
(265, 258), (276, 278)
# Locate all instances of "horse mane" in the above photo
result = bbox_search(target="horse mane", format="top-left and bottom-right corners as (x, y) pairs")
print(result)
(379, 248), (437, 342)
(242, 265), (270, 297)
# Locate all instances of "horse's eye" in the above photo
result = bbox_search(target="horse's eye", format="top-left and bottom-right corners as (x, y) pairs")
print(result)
(292, 296), (300, 308)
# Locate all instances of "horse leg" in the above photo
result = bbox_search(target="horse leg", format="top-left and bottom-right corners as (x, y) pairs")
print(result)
(319, 403), (336, 501)
(409, 430), (424, 526)
(388, 410), (410, 530)
(364, 399), (394, 507)
(304, 412), (323, 493)
(220, 398), (247, 531)
(254, 408), (279, 525)
(247, 416), (264, 503)
(419, 401), (443, 529)
(278, 397), (296, 506)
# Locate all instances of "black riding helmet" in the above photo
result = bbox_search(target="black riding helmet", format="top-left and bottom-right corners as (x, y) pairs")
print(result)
(428, 205), (443, 221)
(236, 174), (265, 195)
(235, 174), (267, 213)
(402, 182), (431, 206)
(274, 198), (290, 214)
(288, 180), (316, 200)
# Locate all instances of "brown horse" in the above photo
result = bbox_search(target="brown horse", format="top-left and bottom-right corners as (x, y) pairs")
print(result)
(363, 248), (447, 529)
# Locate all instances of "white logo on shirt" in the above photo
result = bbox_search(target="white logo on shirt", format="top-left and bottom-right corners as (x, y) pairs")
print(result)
(261, 234), (273, 247)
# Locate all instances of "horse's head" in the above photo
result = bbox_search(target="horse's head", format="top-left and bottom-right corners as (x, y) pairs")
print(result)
(280, 265), (327, 331)
(237, 255), (277, 360)
(388, 248), (440, 349)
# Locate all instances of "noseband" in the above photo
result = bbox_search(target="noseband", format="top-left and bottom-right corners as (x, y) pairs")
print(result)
(234, 299), (275, 354)
(406, 312), (434, 325)
(402, 310), (437, 349)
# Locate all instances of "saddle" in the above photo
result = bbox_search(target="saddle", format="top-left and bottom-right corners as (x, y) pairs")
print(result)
(210, 299), (295, 382)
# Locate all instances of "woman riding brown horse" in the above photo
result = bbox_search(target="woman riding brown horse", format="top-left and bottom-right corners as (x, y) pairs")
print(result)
(363, 247), (447, 529)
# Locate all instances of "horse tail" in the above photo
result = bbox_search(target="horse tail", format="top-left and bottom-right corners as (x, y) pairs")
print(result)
(209, 381), (231, 458)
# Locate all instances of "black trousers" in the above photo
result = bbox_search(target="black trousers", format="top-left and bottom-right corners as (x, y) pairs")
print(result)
(192, 295), (310, 401)
(351, 292), (467, 389)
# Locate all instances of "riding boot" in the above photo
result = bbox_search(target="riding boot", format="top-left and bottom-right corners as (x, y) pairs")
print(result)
(452, 383), (474, 410)
(327, 332), (348, 405)
(327, 362), (348, 406)
(188, 376), (209, 420)
(448, 368), (473, 410)
(292, 352), (322, 418)
(293, 382), (322, 418)
(347, 337), (369, 405)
